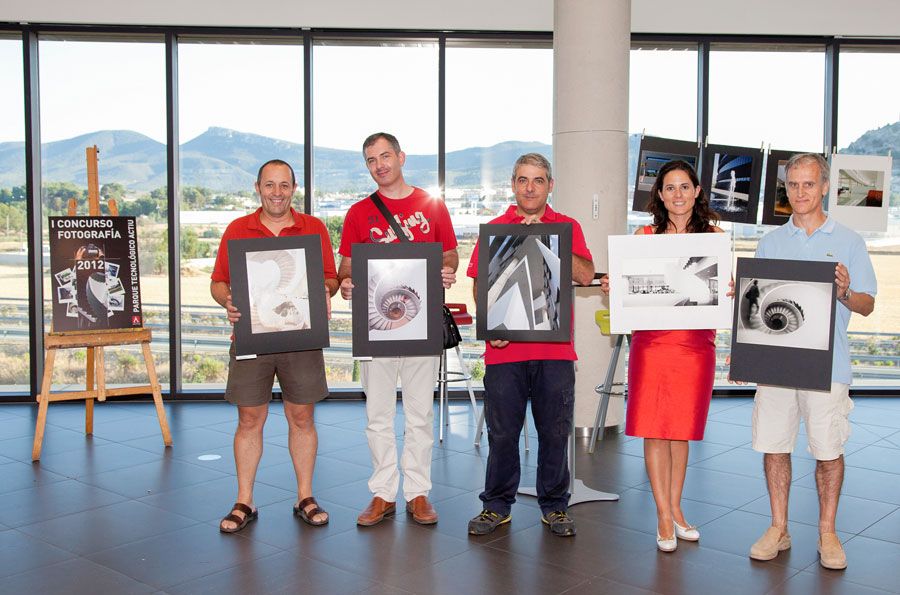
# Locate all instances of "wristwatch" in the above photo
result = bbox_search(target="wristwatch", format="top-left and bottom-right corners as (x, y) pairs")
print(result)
(841, 287), (851, 302)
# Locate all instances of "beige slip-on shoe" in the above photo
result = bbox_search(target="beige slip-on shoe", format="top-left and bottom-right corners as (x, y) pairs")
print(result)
(749, 526), (791, 561)
(818, 532), (848, 570)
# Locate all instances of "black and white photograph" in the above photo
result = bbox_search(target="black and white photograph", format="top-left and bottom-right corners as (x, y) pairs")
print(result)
(735, 277), (832, 350)
(228, 235), (330, 357)
(632, 136), (701, 212)
(54, 267), (76, 287)
(828, 153), (892, 232)
(367, 258), (428, 342)
(476, 223), (573, 342)
(622, 256), (719, 307)
(352, 242), (443, 357)
(761, 149), (806, 226)
(700, 143), (763, 224)
(729, 257), (837, 391)
(246, 248), (310, 334)
(48, 216), (143, 333)
(607, 232), (732, 334)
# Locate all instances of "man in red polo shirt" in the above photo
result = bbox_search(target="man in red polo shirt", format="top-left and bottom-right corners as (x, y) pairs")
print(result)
(210, 159), (338, 533)
(466, 153), (594, 537)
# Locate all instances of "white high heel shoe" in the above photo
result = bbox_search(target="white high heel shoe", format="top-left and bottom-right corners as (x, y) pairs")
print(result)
(657, 526), (677, 552)
(674, 521), (700, 541)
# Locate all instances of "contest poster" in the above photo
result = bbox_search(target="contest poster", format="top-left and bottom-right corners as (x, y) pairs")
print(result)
(48, 216), (143, 333)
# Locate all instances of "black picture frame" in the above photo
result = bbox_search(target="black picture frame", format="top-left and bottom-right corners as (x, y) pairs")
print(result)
(700, 143), (763, 225)
(228, 235), (330, 357)
(632, 136), (701, 213)
(351, 242), (444, 357)
(761, 150), (815, 226)
(729, 257), (837, 391)
(476, 223), (573, 342)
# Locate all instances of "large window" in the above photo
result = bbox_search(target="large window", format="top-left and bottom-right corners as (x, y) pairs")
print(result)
(838, 46), (900, 388)
(628, 43), (699, 215)
(177, 37), (304, 390)
(708, 45), (825, 151)
(312, 38), (438, 388)
(38, 35), (168, 390)
(0, 36), (27, 392)
(445, 41), (553, 385)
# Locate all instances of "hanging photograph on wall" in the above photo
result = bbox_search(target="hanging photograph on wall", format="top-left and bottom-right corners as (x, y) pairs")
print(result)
(607, 232), (733, 334)
(476, 223), (573, 342)
(827, 153), (892, 232)
(48, 216), (143, 333)
(632, 136), (701, 213)
(700, 143), (763, 224)
(228, 235), (330, 357)
(352, 242), (443, 357)
(729, 257), (836, 391)
(761, 150), (816, 226)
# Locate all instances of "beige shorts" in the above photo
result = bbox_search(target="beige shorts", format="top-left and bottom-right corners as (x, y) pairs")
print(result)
(751, 383), (852, 460)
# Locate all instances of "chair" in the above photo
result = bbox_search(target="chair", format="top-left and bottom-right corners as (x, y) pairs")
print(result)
(436, 303), (481, 443)
(588, 309), (628, 454)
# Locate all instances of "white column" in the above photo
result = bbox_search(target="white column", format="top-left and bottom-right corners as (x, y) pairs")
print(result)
(553, 0), (630, 430)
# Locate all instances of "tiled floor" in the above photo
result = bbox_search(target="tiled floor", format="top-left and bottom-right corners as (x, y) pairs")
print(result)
(1, 396), (899, 594)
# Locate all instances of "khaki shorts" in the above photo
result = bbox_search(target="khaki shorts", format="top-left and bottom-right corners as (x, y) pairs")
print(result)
(224, 345), (328, 407)
(751, 382), (852, 461)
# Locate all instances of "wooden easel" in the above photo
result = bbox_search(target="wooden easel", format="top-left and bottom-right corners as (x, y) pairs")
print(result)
(32, 146), (172, 461)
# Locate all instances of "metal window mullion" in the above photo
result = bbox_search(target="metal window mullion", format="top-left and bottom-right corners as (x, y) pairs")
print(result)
(165, 32), (182, 396)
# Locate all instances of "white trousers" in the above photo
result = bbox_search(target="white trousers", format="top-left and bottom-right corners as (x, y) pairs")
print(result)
(360, 355), (440, 502)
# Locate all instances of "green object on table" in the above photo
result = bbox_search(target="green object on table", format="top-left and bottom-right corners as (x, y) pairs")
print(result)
(595, 310), (611, 336)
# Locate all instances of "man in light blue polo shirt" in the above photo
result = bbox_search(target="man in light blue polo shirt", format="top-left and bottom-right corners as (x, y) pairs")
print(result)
(747, 153), (876, 571)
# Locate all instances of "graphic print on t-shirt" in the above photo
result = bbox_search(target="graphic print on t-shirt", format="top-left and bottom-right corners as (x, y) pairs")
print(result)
(368, 211), (431, 243)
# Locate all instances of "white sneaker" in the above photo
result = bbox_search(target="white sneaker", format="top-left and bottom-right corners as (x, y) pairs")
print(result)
(674, 520), (700, 541)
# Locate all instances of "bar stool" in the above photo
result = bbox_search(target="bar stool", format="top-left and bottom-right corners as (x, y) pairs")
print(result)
(588, 309), (628, 453)
(436, 303), (481, 443)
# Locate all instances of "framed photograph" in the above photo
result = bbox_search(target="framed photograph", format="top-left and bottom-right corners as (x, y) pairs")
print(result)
(828, 153), (892, 232)
(228, 235), (330, 357)
(608, 232), (733, 334)
(351, 242), (443, 357)
(48, 216), (143, 333)
(475, 223), (573, 342)
(761, 149), (815, 226)
(632, 136), (701, 213)
(700, 143), (763, 224)
(730, 257), (837, 391)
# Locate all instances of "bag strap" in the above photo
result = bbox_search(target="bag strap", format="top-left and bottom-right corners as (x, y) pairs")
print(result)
(369, 192), (410, 243)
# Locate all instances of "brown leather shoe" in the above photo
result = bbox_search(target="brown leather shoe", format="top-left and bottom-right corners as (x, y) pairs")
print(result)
(406, 495), (438, 525)
(357, 497), (396, 526)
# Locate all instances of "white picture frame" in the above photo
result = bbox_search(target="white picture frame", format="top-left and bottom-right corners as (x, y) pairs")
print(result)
(608, 232), (733, 334)
(828, 153), (892, 232)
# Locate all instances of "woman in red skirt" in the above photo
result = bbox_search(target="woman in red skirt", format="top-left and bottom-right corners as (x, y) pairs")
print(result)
(602, 159), (722, 552)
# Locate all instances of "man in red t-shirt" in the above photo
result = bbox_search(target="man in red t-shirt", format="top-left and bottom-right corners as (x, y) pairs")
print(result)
(466, 153), (594, 538)
(210, 159), (338, 533)
(338, 132), (458, 526)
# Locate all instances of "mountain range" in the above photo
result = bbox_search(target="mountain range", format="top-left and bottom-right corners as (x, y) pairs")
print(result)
(0, 123), (896, 194)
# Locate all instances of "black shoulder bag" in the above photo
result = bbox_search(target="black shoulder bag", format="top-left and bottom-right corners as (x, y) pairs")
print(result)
(368, 192), (461, 349)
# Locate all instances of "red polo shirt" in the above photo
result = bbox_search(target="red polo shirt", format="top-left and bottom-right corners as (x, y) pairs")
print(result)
(211, 207), (337, 284)
(466, 204), (592, 365)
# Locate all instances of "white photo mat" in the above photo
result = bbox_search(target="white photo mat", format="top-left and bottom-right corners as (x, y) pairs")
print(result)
(828, 153), (892, 232)
(608, 232), (733, 334)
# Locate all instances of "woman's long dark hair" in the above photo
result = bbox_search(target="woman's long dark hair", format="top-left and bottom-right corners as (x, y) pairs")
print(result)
(647, 160), (718, 234)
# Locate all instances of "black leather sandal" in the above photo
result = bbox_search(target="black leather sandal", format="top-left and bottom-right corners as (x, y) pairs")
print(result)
(219, 502), (258, 533)
(293, 496), (329, 526)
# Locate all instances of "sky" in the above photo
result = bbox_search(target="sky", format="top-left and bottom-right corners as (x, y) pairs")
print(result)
(0, 38), (897, 154)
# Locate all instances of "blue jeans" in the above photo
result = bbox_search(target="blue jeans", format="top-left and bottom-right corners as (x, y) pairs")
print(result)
(480, 360), (575, 515)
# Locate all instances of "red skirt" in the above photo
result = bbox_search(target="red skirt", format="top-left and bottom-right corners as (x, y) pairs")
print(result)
(625, 329), (715, 440)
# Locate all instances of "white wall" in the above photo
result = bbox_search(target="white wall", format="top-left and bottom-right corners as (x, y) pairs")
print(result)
(2, 0), (898, 37)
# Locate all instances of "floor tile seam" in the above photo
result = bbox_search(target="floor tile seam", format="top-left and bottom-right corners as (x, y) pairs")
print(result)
(159, 549), (316, 591)
(632, 483), (766, 510)
(761, 566), (808, 595)
(843, 460), (900, 475)
(0, 553), (161, 591)
(481, 540), (594, 575)
(792, 541), (900, 593)
(73, 458), (233, 493)
(850, 529), (900, 548)
(0, 480), (127, 520)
